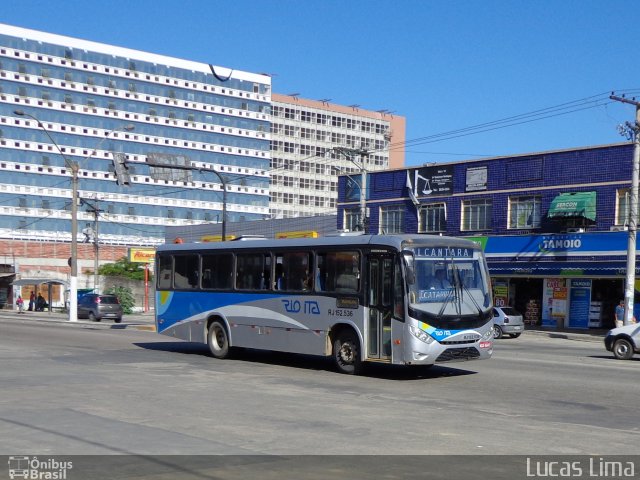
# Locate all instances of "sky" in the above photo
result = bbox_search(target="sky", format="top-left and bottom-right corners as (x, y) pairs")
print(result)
(2, 0), (639, 166)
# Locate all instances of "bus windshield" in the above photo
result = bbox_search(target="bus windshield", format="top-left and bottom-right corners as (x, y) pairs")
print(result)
(406, 247), (491, 316)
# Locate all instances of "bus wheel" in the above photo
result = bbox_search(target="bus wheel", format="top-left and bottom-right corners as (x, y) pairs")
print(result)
(333, 330), (362, 375)
(208, 320), (230, 359)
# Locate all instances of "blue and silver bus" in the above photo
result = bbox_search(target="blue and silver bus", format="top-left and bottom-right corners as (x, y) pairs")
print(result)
(155, 234), (494, 374)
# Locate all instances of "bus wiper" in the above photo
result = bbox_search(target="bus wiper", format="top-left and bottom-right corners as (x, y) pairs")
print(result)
(436, 286), (456, 318)
(460, 278), (484, 316)
(436, 258), (462, 317)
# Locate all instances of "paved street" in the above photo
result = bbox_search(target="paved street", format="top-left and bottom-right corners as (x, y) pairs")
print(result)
(0, 314), (638, 457)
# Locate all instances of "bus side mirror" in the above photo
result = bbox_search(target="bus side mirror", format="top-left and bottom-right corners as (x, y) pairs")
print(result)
(402, 251), (415, 285)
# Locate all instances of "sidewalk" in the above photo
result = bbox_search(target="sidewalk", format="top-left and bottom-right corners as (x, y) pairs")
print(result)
(524, 326), (608, 343)
(0, 309), (157, 331)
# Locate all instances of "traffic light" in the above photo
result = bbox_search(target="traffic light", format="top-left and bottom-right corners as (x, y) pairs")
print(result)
(112, 152), (131, 186)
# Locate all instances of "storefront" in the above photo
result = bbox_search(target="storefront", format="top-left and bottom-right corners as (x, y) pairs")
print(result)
(471, 231), (636, 329)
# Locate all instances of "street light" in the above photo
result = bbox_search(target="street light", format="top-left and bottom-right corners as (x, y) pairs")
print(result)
(14, 110), (133, 320)
(145, 159), (228, 241)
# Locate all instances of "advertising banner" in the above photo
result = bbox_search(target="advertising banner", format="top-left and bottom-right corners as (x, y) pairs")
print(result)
(542, 278), (567, 327)
(568, 279), (591, 329)
(406, 165), (453, 198)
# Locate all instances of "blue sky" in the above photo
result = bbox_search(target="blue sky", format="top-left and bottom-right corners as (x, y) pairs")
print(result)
(2, 0), (639, 166)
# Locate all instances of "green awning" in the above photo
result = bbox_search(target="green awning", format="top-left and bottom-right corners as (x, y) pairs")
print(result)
(547, 192), (596, 222)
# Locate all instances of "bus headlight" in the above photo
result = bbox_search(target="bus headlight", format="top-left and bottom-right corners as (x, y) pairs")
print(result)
(409, 325), (434, 344)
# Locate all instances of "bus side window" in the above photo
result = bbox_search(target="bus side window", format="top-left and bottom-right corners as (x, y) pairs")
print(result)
(174, 254), (199, 289)
(157, 254), (172, 290)
(317, 251), (360, 293)
(236, 253), (270, 290)
(275, 252), (312, 292)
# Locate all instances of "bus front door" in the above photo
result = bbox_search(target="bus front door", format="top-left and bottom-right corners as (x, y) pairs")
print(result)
(367, 254), (393, 360)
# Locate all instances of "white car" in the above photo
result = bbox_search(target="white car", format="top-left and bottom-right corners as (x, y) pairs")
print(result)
(492, 306), (524, 339)
(605, 323), (640, 360)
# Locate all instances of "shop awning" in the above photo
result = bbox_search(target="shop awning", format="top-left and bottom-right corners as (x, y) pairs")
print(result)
(12, 278), (69, 288)
(547, 192), (596, 222)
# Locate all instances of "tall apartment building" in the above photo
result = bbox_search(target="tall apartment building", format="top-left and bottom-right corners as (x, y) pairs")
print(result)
(0, 23), (271, 299)
(269, 94), (405, 219)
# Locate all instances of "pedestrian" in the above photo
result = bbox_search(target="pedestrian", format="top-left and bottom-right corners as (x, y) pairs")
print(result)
(35, 293), (46, 312)
(615, 299), (625, 328)
(28, 291), (35, 311)
(16, 295), (24, 313)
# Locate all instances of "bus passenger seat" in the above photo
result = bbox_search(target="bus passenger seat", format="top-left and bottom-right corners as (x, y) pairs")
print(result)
(335, 274), (357, 292)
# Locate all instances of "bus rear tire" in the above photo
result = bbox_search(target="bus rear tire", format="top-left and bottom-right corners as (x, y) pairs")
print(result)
(208, 320), (230, 359)
(333, 330), (362, 375)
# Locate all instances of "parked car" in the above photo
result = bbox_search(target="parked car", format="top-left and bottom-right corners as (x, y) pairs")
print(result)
(492, 306), (524, 339)
(77, 294), (123, 323)
(604, 323), (640, 360)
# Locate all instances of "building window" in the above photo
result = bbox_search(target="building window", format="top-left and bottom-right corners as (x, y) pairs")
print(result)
(418, 203), (446, 232)
(617, 188), (630, 226)
(344, 208), (362, 232)
(380, 206), (404, 234)
(462, 198), (492, 231)
(509, 196), (541, 229)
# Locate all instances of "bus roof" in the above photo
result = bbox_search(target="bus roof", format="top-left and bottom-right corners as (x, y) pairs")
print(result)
(156, 234), (482, 253)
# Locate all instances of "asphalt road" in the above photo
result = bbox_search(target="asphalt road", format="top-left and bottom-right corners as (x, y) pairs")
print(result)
(0, 316), (638, 458)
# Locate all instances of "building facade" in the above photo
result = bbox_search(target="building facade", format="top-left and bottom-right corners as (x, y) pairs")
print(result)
(0, 23), (271, 306)
(337, 142), (636, 329)
(269, 94), (405, 219)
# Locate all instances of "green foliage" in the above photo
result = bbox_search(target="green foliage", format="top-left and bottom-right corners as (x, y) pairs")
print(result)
(98, 256), (152, 281)
(105, 285), (135, 314)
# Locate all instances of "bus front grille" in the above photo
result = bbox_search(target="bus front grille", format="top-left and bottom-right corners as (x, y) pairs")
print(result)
(440, 339), (477, 345)
(436, 347), (480, 362)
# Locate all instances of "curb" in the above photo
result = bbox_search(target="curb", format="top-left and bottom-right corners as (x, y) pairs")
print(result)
(0, 314), (156, 332)
(523, 328), (605, 343)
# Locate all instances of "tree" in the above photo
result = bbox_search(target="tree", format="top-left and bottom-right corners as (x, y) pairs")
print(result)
(97, 256), (151, 281)
(105, 285), (135, 314)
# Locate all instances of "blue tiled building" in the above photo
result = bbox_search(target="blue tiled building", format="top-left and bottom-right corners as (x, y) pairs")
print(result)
(337, 143), (636, 329)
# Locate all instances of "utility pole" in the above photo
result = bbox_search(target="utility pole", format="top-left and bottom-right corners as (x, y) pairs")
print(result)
(82, 198), (102, 293)
(334, 147), (369, 232)
(610, 93), (640, 326)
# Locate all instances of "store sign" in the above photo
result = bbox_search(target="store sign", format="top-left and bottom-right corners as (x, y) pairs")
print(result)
(128, 248), (155, 264)
(481, 231), (632, 258)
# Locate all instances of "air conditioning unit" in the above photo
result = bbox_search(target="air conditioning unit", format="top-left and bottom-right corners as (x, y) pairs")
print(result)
(610, 225), (628, 232)
(566, 227), (585, 233)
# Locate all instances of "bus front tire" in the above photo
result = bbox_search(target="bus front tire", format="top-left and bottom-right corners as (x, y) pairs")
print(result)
(333, 330), (362, 375)
(208, 320), (230, 359)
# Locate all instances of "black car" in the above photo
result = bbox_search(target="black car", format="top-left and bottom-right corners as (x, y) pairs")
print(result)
(77, 294), (123, 323)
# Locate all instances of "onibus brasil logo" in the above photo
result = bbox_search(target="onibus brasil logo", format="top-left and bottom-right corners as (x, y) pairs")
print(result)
(8, 456), (73, 479)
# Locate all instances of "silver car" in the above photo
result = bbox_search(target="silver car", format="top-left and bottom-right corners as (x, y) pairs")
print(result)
(605, 323), (640, 360)
(492, 306), (524, 339)
(77, 294), (123, 323)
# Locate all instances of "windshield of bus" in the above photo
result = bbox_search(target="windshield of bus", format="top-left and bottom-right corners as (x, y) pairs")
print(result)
(405, 246), (491, 316)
